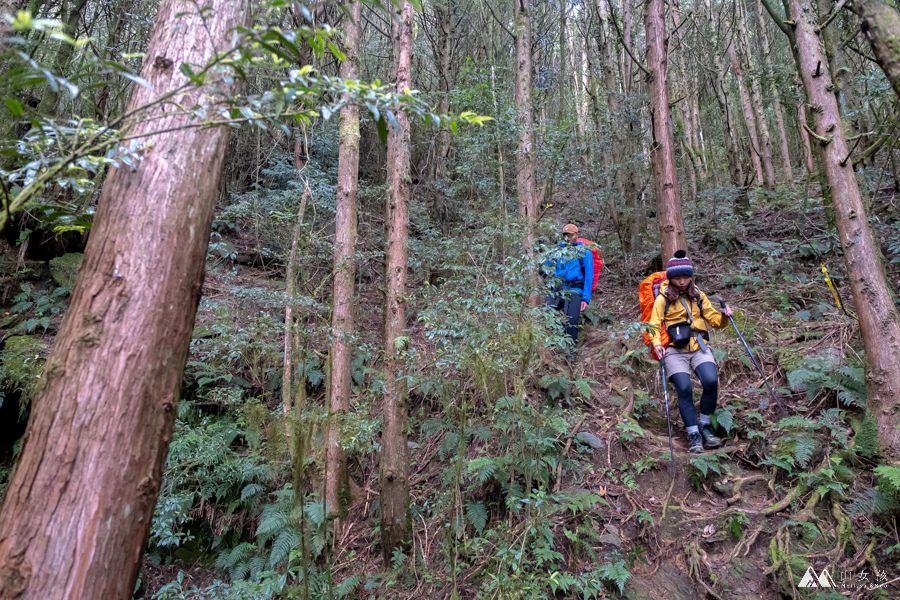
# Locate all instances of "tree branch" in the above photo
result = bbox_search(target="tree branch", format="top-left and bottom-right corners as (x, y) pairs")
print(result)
(759, 0), (791, 37)
(482, 0), (514, 40)
(605, 0), (650, 77)
(816, 0), (849, 33)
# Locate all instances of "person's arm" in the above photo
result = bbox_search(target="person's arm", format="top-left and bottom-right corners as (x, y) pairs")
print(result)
(648, 295), (666, 348)
(700, 291), (728, 328)
(581, 249), (593, 304)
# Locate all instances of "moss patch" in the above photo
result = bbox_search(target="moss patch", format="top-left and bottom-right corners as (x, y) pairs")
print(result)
(1, 335), (46, 416)
(49, 252), (83, 290)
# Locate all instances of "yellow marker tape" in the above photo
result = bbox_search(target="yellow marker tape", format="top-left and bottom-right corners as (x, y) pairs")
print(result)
(821, 263), (843, 310)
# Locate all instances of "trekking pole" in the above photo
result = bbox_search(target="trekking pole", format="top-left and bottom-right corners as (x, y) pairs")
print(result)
(659, 358), (676, 463)
(719, 300), (788, 417)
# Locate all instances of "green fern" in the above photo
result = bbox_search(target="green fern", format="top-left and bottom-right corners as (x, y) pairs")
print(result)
(336, 574), (363, 599)
(793, 432), (817, 469)
(465, 499), (488, 532)
(847, 487), (898, 517)
(875, 465), (900, 495)
(596, 559), (632, 593)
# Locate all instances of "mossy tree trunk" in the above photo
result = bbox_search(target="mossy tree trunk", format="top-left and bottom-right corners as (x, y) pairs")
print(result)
(0, 0), (251, 597)
(325, 0), (361, 521)
(380, 0), (413, 564)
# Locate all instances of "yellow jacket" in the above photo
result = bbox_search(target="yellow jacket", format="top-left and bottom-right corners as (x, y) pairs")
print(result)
(648, 282), (728, 351)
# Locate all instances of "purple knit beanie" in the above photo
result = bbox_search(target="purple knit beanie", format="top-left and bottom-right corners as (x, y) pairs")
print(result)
(666, 249), (694, 279)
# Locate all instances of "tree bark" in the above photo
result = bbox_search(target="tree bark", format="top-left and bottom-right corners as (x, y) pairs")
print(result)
(325, 0), (361, 521)
(789, 0), (900, 458)
(380, 0), (413, 564)
(728, 41), (765, 186)
(848, 0), (900, 104)
(756, 0), (794, 184)
(644, 0), (686, 261)
(736, 0), (777, 190)
(514, 0), (536, 257)
(0, 0), (250, 597)
(558, 0), (567, 117)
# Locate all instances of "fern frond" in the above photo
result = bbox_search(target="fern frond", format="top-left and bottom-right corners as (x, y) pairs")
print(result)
(465, 499), (488, 533)
(596, 560), (632, 593)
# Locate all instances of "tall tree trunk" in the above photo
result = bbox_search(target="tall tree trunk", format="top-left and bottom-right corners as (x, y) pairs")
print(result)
(736, 0), (777, 190)
(282, 170), (309, 447)
(380, 0), (413, 563)
(796, 76), (816, 173)
(0, 0), (250, 597)
(623, 0), (633, 95)
(756, 0), (794, 184)
(514, 0), (536, 258)
(645, 0), (686, 261)
(713, 63), (746, 192)
(849, 0), (900, 103)
(431, 0), (454, 231)
(558, 0), (567, 117)
(37, 0), (90, 116)
(324, 0), (361, 522)
(728, 41), (765, 186)
(789, 0), (900, 458)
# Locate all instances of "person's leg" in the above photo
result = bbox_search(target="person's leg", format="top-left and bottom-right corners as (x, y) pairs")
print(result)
(694, 361), (722, 447)
(695, 361), (719, 418)
(669, 372), (698, 430)
(563, 291), (583, 346)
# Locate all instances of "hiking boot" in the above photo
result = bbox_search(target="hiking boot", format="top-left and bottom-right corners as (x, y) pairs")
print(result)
(700, 424), (722, 448)
(688, 431), (703, 453)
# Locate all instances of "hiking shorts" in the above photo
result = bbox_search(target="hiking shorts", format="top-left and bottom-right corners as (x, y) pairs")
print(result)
(662, 345), (716, 376)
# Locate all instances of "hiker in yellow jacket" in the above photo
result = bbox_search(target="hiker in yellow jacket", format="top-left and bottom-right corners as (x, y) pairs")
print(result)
(649, 250), (733, 453)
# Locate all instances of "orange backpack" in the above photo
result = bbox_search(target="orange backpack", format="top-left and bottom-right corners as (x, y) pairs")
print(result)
(639, 271), (669, 360)
(575, 238), (602, 294)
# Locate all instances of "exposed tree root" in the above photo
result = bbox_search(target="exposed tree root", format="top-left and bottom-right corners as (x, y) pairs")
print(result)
(685, 540), (724, 600)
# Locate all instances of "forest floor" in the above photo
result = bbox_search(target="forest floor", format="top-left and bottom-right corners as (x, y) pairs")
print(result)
(2, 185), (899, 600)
(138, 191), (899, 599)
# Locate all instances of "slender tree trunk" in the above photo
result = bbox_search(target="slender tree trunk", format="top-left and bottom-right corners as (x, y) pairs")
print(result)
(0, 1), (250, 597)
(558, 0), (567, 118)
(728, 41), (765, 186)
(849, 0), (900, 103)
(514, 0), (536, 258)
(431, 0), (454, 230)
(380, 0), (413, 563)
(789, 0), (900, 458)
(713, 67), (746, 190)
(756, 0), (793, 184)
(645, 0), (686, 261)
(623, 0), (633, 95)
(37, 0), (90, 116)
(283, 171), (309, 447)
(324, 0), (361, 521)
(736, 0), (777, 190)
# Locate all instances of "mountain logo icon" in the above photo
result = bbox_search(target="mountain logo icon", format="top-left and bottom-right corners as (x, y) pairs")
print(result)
(798, 567), (836, 588)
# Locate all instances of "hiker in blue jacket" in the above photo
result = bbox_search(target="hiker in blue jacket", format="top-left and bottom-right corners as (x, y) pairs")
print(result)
(543, 223), (593, 355)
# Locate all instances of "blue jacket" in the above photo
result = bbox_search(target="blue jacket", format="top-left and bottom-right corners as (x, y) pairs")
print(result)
(546, 241), (593, 304)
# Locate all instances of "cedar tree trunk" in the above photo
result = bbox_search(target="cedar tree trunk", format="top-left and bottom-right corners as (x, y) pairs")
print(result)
(644, 0), (686, 261)
(325, 0), (361, 520)
(514, 0), (536, 256)
(380, 0), (413, 563)
(0, 0), (250, 597)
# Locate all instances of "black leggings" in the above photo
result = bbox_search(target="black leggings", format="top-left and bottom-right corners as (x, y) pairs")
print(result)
(669, 362), (718, 428)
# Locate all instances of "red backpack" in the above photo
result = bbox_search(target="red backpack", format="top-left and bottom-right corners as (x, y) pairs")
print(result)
(575, 238), (602, 295)
(639, 271), (669, 360)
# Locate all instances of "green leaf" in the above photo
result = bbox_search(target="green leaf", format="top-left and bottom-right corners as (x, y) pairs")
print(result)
(713, 408), (733, 434)
(5, 98), (23, 117)
(450, 119), (457, 135)
(375, 115), (388, 145)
